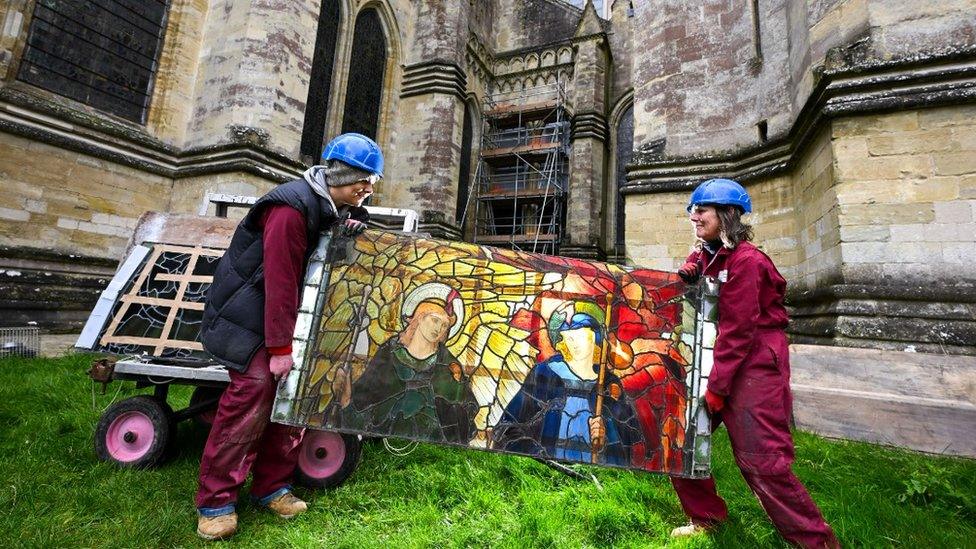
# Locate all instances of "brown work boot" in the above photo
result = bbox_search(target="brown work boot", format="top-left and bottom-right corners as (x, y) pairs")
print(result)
(197, 512), (238, 541)
(265, 491), (308, 519)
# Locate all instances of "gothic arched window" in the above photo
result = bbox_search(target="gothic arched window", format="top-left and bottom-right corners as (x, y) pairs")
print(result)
(615, 105), (634, 249)
(341, 8), (387, 139)
(300, 0), (342, 161)
(456, 103), (475, 227)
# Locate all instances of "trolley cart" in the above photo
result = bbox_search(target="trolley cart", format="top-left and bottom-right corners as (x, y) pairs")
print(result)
(80, 204), (420, 487)
(76, 205), (408, 488)
(87, 356), (363, 488)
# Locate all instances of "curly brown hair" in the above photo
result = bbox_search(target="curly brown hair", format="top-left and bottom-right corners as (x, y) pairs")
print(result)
(716, 205), (753, 249)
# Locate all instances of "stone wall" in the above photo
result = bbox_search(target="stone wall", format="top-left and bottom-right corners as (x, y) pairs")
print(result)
(631, 0), (795, 156)
(387, 93), (465, 228)
(385, 0), (466, 235)
(631, 0), (976, 159)
(624, 0), (976, 353)
(0, 0), (626, 331)
(606, 0), (633, 109)
(787, 129), (839, 291)
(623, 170), (800, 275)
(624, 104), (976, 353)
(493, 0), (582, 52)
(0, 134), (173, 259)
(562, 6), (610, 259)
(184, 0), (321, 157)
(0, 132), (175, 331)
(622, 191), (690, 271)
(168, 173), (277, 217)
(831, 106), (976, 288)
(145, 0), (209, 146)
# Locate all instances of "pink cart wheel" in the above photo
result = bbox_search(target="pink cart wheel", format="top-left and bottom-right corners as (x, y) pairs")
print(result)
(95, 396), (174, 469)
(295, 430), (362, 489)
(105, 411), (155, 461)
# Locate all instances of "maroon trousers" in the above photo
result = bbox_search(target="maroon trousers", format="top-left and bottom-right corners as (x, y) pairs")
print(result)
(671, 470), (838, 548)
(196, 349), (304, 512)
(671, 338), (839, 548)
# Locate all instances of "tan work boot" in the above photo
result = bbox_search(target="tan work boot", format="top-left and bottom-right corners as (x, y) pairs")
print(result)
(265, 491), (308, 519)
(197, 512), (238, 540)
(670, 522), (710, 537)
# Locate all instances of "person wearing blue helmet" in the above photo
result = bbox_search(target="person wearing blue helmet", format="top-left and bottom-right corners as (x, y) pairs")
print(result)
(305, 132), (384, 235)
(195, 133), (384, 540)
(670, 179), (839, 548)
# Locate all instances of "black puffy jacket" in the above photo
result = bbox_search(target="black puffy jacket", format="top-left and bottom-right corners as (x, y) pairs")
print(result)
(200, 180), (367, 371)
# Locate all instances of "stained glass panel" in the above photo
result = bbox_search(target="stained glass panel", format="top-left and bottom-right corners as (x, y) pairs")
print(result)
(274, 231), (717, 477)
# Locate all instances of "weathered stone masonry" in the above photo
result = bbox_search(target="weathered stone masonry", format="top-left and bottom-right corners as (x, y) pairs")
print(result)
(625, 0), (976, 355)
(1, 0), (972, 350)
(0, 0), (973, 453)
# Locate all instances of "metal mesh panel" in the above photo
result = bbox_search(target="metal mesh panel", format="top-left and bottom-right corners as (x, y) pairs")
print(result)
(0, 327), (40, 358)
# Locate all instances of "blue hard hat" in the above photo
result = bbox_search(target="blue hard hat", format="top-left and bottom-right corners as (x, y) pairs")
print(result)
(322, 133), (384, 178)
(687, 178), (752, 213)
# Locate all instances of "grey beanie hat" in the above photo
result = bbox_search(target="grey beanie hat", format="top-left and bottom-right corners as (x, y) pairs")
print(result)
(323, 159), (373, 187)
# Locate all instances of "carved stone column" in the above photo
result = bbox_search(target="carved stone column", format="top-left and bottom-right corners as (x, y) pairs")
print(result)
(562, 5), (610, 260)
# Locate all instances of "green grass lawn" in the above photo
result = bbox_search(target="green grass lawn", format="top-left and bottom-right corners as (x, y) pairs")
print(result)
(1, 354), (974, 548)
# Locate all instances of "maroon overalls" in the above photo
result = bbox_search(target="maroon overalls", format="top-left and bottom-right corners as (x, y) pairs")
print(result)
(671, 242), (840, 549)
(196, 205), (308, 513)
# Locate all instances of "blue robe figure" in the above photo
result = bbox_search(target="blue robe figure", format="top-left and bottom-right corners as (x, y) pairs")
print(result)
(493, 311), (642, 465)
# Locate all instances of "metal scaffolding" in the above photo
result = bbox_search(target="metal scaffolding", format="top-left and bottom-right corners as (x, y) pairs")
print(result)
(470, 83), (569, 255)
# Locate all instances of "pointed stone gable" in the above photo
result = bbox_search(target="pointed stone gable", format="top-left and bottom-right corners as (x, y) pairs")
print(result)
(574, 0), (605, 38)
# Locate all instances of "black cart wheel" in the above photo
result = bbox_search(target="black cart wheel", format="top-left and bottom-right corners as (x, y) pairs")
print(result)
(95, 395), (175, 468)
(294, 430), (362, 489)
(189, 386), (224, 428)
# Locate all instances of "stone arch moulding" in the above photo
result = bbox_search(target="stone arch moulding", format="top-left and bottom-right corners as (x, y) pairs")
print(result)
(557, 47), (573, 64)
(328, 0), (402, 163)
(607, 89), (635, 256)
(509, 57), (525, 72)
(463, 93), (483, 146)
(465, 54), (490, 101)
